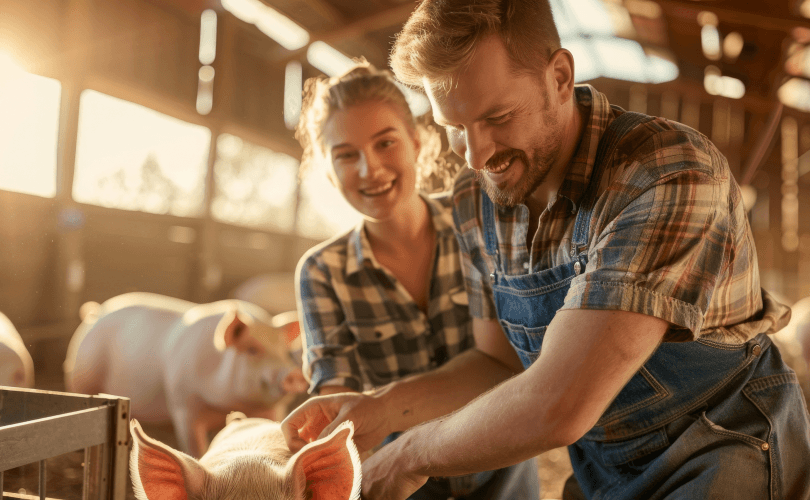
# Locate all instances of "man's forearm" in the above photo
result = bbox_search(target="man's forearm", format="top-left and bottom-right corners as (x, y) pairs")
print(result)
(373, 347), (519, 434)
(391, 369), (560, 478)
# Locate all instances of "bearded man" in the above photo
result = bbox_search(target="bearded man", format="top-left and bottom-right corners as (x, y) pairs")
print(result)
(283, 1), (810, 499)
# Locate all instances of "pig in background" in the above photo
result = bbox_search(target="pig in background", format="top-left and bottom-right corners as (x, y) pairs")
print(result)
(0, 311), (34, 388)
(64, 292), (308, 457)
(130, 413), (361, 500)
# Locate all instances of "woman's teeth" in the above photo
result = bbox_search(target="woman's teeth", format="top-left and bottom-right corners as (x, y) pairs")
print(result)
(361, 180), (395, 196)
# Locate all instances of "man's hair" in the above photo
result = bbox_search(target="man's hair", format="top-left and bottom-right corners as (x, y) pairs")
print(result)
(390, 0), (561, 93)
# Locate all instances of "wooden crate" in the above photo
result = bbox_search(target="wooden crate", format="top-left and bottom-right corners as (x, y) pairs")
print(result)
(0, 387), (130, 500)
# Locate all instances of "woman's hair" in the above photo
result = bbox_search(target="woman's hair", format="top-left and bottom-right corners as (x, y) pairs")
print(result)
(295, 60), (459, 192)
(390, 0), (561, 95)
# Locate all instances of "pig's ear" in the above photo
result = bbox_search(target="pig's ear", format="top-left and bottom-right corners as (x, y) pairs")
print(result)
(287, 421), (362, 500)
(130, 419), (208, 500)
(214, 307), (248, 351)
(271, 310), (301, 345)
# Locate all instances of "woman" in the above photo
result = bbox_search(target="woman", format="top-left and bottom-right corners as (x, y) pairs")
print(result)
(294, 62), (539, 500)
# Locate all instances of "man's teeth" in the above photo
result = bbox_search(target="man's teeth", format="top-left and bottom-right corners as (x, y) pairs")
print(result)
(362, 180), (394, 195)
(488, 158), (513, 174)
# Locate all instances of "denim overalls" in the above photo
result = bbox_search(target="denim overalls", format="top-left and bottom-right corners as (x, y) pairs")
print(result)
(483, 112), (810, 499)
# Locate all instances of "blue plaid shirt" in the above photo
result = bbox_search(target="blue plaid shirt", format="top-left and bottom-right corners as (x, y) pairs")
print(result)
(296, 192), (474, 393)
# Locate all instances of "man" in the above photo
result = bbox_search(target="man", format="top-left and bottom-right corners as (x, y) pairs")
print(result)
(283, 1), (810, 499)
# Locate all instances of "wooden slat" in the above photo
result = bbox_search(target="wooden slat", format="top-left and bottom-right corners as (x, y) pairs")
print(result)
(0, 407), (109, 472)
(109, 399), (130, 500)
(0, 387), (107, 427)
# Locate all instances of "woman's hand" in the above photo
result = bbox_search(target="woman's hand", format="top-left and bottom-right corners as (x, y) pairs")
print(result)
(282, 391), (393, 453)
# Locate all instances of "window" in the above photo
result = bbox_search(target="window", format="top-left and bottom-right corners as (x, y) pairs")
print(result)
(211, 133), (298, 232)
(0, 57), (61, 198)
(296, 167), (361, 240)
(72, 90), (211, 216)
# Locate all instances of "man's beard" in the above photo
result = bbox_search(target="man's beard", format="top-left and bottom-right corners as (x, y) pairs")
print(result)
(474, 145), (557, 207)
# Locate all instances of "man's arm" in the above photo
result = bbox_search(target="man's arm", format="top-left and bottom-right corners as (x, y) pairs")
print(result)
(360, 308), (667, 498)
(282, 317), (523, 452)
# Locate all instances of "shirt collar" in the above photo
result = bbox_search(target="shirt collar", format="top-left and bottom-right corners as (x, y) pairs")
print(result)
(554, 84), (614, 214)
(345, 192), (451, 276)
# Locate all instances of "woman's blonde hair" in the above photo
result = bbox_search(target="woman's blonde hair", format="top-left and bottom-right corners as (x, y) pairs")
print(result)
(295, 60), (458, 192)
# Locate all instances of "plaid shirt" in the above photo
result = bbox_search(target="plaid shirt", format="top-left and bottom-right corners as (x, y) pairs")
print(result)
(297, 192), (474, 393)
(453, 85), (790, 344)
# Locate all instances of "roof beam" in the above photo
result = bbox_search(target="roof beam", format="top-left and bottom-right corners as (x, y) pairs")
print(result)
(657, 0), (810, 33)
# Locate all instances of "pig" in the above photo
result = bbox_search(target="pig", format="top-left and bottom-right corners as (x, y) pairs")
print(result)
(0, 311), (34, 388)
(64, 292), (308, 457)
(130, 414), (361, 500)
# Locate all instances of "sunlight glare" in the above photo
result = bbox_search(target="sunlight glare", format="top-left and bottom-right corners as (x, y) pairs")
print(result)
(0, 52), (60, 198)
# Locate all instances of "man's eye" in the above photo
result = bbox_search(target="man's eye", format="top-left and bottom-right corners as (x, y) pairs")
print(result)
(488, 113), (511, 124)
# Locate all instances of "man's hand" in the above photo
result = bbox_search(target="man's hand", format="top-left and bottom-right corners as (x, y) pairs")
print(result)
(360, 434), (428, 500)
(282, 391), (391, 453)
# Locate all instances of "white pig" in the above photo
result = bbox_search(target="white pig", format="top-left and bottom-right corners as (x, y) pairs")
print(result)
(0, 311), (34, 388)
(130, 414), (361, 500)
(64, 292), (307, 457)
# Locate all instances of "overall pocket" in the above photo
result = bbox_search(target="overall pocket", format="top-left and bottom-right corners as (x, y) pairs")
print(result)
(499, 320), (546, 367)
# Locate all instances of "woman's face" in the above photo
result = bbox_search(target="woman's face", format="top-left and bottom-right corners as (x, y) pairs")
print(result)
(321, 101), (421, 223)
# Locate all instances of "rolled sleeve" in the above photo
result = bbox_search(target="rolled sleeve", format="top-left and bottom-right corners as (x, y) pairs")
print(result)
(562, 144), (731, 338)
(296, 256), (363, 393)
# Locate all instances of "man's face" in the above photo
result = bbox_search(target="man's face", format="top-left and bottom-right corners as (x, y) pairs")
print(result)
(425, 35), (565, 207)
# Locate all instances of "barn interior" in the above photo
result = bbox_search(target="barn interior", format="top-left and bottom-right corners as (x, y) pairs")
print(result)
(1, 0), (810, 498)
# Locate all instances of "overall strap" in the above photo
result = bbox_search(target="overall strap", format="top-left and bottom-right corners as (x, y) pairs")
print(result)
(481, 192), (500, 260)
(571, 109), (656, 252)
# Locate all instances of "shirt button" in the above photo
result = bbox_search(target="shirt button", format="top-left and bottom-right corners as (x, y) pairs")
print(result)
(752, 344), (761, 356)
(490, 272), (496, 280)
(523, 262), (530, 270)
(574, 261), (582, 275)
(761, 442), (770, 451)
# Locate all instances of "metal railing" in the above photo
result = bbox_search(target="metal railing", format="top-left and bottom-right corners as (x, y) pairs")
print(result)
(0, 387), (130, 500)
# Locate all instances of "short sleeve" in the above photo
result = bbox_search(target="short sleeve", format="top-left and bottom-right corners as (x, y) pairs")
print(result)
(562, 130), (731, 338)
(296, 254), (363, 393)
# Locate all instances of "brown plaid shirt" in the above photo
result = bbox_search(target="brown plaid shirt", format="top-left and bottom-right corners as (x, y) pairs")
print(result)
(297, 192), (474, 393)
(452, 85), (790, 344)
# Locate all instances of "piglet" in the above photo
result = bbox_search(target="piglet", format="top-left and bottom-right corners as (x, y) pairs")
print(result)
(64, 292), (307, 457)
(0, 311), (34, 388)
(130, 414), (361, 500)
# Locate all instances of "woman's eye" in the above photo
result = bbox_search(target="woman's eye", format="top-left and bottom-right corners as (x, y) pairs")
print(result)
(378, 139), (395, 148)
(334, 151), (357, 161)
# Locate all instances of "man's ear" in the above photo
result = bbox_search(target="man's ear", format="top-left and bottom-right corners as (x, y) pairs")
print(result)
(548, 47), (576, 103)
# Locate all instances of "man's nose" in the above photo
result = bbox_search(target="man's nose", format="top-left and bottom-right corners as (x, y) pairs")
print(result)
(460, 126), (494, 171)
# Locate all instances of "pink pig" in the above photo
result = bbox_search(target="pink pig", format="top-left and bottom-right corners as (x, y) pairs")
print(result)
(64, 292), (307, 457)
(130, 414), (361, 500)
(0, 311), (34, 388)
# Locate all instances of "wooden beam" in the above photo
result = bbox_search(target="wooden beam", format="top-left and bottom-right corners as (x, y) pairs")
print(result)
(657, 0), (810, 32)
(270, 3), (415, 64)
